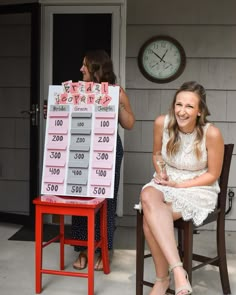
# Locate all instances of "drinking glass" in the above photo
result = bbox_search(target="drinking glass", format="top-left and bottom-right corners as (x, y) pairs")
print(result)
(156, 151), (167, 179)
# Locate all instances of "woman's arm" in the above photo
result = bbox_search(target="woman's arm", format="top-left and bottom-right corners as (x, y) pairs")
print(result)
(152, 115), (165, 175)
(118, 87), (135, 130)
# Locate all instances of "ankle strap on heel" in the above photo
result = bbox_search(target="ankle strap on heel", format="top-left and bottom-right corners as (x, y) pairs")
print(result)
(156, 274), (170, 282)
(169, 262), (183, 272)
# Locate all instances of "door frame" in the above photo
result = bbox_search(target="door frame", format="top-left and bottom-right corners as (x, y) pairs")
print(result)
(40, 0), (127, 216)
(0, 3), (41, 226)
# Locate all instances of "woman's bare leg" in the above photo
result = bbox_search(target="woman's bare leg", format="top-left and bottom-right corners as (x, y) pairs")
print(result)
(141, 186), (191, 294)
(143, 215), (170, 294)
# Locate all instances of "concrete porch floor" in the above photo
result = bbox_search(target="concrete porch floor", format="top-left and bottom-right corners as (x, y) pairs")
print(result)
(0, 222), (235, 295)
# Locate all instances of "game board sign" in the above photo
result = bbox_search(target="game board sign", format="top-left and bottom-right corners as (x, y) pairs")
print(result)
(41, 81), (119, 199)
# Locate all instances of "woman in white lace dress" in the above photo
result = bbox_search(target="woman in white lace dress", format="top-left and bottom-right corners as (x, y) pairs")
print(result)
(141, 81), (224, 295)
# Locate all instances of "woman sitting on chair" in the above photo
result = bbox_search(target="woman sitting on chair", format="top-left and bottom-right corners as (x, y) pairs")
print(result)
(140, 81), (224, 295)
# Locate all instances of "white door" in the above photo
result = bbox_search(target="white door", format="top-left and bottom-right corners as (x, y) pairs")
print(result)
(40, 2), (126, 215)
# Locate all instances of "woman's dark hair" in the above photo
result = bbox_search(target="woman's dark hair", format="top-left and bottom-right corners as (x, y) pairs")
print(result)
(84, 50), (116, 84)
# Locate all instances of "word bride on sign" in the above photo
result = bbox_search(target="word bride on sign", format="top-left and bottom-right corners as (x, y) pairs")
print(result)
(41, 80), (120, 199)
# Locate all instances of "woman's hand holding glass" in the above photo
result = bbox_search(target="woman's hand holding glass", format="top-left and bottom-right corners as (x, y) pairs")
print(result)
(154, 154), (177, 187)
(154, 152), (168, 183)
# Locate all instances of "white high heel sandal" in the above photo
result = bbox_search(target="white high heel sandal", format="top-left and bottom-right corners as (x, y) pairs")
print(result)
(169, 262), (192, 295)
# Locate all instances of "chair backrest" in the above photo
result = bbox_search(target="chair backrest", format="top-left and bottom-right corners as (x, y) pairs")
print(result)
(217, 144), (234, 213)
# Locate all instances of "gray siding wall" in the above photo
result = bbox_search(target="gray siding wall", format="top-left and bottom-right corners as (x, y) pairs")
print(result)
(0, 12), (31, 214)
(123, 0), (236, 230)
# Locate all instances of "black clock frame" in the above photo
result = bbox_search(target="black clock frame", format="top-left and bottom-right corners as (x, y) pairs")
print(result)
(137, 35), (186, 83)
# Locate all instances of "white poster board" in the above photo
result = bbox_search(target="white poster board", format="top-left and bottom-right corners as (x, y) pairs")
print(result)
(41, 81), (119, 199)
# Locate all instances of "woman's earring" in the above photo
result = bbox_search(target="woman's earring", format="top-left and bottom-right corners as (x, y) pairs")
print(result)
(198, 113), (201, 117)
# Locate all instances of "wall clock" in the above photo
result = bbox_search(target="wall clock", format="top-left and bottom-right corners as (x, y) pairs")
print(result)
(138, 35), (186, 83)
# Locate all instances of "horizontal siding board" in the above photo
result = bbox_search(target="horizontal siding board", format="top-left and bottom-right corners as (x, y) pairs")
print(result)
(127, 25), (236, 58)
(124, 121), (143, 151)
(127, 89), (173, 121)
(127, 89), (161, 120)
(0, 149), (29, 180)
(227, 124), (236, 147)
(125, 121), (153, 152)
(0, 57), (30, 87)
(226, 197), (236, 220)
(0, 119), (15, 148)
(228, 156), (236, 188)
(127, 0), (236, 25)
(0, 118), (29, 148)
(207, 92), (227, 121)
(0, 88), (29, 117)
(15, 119), (30, 148)
(126, 58), (236, 90)
(214, 123), (236, 147)
(0, 26), (30, 56)
(0, 180), (29, 213)
(0, 16), (30, 24)
(124, 152), (153, 184)
(227, 91), (236, 121)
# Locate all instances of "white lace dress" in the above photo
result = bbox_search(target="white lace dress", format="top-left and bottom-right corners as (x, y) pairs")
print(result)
(142, 115), (220, 226)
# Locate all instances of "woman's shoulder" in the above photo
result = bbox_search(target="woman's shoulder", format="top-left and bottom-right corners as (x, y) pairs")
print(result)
(206, 123), (222, 136)
(205, 123), (224, 144)
(154, 114), (167, 131)
(154, 114), (167, 126)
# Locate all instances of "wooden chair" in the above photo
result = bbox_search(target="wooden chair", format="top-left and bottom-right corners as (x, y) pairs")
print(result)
(135, 143), (234, 295)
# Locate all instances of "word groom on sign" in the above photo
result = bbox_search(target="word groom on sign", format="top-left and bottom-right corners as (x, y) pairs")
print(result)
(41, 81), (119, 199)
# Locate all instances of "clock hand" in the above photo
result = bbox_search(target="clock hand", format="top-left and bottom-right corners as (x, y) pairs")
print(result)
(160, 49), (168, 62)
(163, 62), (171, 69)
(151, 50), (164, 62)
(151, 61), (159, 68)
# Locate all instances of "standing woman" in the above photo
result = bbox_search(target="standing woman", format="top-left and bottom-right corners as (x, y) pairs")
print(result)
(72, 50), (135, 270)
(141, 81), (224, 295)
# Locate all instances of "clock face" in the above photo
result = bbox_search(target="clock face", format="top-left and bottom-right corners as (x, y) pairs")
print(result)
(138, 36), (186, 83)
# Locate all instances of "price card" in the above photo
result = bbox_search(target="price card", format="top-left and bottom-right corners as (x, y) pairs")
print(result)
(41, 81), (119, 198)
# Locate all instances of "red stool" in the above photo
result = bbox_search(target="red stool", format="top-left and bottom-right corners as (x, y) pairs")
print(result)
(33, 196), (110, 295)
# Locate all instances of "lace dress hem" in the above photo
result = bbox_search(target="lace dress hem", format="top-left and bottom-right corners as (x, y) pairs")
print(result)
(142, 179), (219, 226)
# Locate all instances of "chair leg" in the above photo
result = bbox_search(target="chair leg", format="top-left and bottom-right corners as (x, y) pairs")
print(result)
(87, 211), (95, 295)
(182, 222), (193, 284)
(177, 228), (184, 258)
(217, 218), (231, 295)
(59, 215), (65, 270)
(136, 211), (145, 295)
(100, 200), (110, 274)
(35, 206), (43, 294)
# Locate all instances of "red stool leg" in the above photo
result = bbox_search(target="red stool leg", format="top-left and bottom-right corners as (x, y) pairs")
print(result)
(100, 200), (110, 274)
(60, 215), (65, 270)
(35, 205), (43, 293)
(87, 209), (95, 295)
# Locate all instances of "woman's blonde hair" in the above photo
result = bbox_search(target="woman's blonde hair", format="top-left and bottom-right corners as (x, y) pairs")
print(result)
(167, 81), (210, 159)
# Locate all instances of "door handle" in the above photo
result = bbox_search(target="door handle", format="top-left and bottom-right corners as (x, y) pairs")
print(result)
(21, 104), (39, 126)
